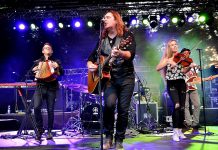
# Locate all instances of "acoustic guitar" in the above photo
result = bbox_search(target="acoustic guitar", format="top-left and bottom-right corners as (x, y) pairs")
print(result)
(88, 36), (132, 94)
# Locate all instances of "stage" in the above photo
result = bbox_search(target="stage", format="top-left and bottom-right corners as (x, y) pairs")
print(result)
(0, 126), (218, 150)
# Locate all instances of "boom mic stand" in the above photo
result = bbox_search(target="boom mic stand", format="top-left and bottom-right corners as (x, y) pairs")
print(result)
(196, 48), (213, 135)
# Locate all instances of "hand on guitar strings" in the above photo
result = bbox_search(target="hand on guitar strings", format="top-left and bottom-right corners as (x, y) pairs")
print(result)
(88, 63), (98, 72)
(50, 61), (59, 69)
(111, 47), (121, 58)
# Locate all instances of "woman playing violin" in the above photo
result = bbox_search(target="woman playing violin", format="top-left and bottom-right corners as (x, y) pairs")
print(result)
(156, 39), (195, 142)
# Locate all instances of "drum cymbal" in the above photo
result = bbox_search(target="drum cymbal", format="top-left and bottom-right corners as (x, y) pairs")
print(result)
(67, 83), (88, 93)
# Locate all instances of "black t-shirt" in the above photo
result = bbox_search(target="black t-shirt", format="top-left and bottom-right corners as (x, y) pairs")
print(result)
(88, 30), (136, 79)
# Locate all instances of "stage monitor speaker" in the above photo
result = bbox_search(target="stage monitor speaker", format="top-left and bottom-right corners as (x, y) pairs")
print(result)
(135, 101), (158, 124)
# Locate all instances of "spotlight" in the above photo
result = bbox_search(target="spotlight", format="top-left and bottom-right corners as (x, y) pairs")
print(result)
(87, 17), (100, 29)
(171, 16), (179, 24)
(18, 23), (26, 30)
(122, 16), (130, 26)
(58, 22), (64, 28)
(171, 15), (185, 26)
(160, 14), (169, 24)
(30, 23), (36, 30)
(130, 16), (139, 26)
(142, 15), (149, 26)
(198, 12), (214, 25)
(186, 13), (194, 23)
(72, 18), (82, 28)
(149, 16), (158, 28)
(131, 19), (137, 25)
(198, 12), (207, 23)
(15, 21), (27, 31)
(87, 21), (93, 27)
(74, 21), (81, 28)
(43, 19), (55, 30)
(47, 22), (54, 29)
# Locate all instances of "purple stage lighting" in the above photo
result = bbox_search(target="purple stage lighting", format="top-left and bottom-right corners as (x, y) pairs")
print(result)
(160, 14), (169, 24)
(43, 19), (56, 30)
(187, 16), (194, 23)
(47, 22), (54, 29)
(18, 23), (26, 30)
(74, 21), (81, 28)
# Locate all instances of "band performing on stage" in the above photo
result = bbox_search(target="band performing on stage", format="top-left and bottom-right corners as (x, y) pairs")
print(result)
(1, 1), (218, 150)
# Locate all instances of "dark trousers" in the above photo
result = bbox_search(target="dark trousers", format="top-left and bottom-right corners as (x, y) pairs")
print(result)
(167, 79), (186, 128)
(33, 85), (57, 131)
(103, 75), (135, 142)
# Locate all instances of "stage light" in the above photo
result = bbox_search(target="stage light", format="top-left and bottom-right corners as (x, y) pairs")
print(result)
(171, 16), (178, 24)
(131, 19), (137, 25)
(47, 22), (54, 29)
(15, 21), (27, 31)
(43, 19), (56, 30)
(30, 23), (36, 30)
(199, 14), (206, 23)
(58, 23), (64, 28)
(160, 14), (169, 24)
(149, 16), (158, 28)
(75, 21), (81, 28)
(142, 15), (149, 26)
(198, 12), (214, 25)
(72, 18), (82, 28)
(130, 16), (139, 26)
(18, 23), (26, 30)
(186, 13), (194, 23)
(122, 16), (130, 26)
(87, 21), (93, 27)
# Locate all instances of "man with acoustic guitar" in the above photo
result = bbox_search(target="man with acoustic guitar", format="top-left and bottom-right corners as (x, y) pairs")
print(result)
(32, 42), (63, 141)
(87, 10), (136, 150)
(182, 48), (214, 133)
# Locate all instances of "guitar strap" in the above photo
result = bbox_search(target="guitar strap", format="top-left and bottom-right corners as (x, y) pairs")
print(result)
(101, 37), (122, 55)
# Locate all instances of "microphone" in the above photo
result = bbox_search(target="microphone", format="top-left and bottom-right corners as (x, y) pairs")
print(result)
(196, 48), (202, 51)
(101, 19), (105, 23)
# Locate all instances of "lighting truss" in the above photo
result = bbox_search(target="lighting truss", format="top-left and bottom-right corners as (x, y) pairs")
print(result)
(0, 0), (218, 19)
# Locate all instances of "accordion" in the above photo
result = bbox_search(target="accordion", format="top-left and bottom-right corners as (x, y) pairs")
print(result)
(35, 60), (59, 82)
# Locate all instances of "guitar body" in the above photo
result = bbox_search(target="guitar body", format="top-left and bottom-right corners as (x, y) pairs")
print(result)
(186, 76), (199, 91)
(88, 56), (111, 94)
(186, 74), (218, 91)
(88, 36), (132, 94)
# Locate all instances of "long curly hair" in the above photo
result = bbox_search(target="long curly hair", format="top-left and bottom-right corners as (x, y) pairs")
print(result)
(102, 10), (127, 38)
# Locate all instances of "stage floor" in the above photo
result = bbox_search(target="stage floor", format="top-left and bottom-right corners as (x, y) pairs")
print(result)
(0, 126), (218, 150)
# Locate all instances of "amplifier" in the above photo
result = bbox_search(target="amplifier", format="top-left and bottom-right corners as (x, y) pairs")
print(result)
(135, 101), (158, 124)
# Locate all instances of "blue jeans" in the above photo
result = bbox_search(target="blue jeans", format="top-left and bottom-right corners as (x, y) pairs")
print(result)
(103, 75), (135, 142)
(33, 84), (57, 130)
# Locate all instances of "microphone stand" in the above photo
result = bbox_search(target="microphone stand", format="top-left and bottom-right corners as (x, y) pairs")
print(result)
(196, 48), (213, 135)
(134, 72), (144, 129)
(97, 21), (104, 150)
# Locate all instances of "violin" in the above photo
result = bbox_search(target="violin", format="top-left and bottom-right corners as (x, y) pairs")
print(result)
(173, 53), (193, 67)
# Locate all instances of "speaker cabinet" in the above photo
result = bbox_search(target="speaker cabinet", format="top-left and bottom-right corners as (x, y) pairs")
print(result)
(135, 101), (158, 124)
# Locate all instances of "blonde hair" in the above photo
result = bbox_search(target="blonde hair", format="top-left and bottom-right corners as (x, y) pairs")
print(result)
(163, 39), (178, 59)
